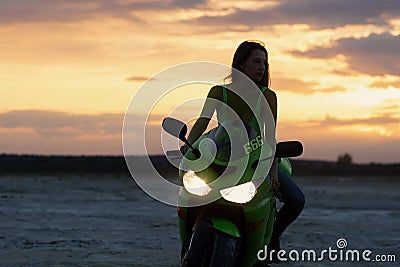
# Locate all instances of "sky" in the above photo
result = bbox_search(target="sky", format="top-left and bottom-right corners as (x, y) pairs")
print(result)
(1, 0), (399, 163)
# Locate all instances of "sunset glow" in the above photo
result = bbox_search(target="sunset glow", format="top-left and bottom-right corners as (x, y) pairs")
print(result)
(1, 0), (399, 163)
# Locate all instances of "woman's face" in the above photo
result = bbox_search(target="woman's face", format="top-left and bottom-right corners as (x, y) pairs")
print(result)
(240, 49), (267, 82)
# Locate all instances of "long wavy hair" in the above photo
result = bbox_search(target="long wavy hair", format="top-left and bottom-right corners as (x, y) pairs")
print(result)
(230, 40), (270, 88)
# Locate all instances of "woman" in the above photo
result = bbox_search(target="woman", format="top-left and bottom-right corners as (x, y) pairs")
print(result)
(181, 40), (305, 261)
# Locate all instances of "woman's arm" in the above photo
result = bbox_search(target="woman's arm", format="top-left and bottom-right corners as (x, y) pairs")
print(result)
(263, 89), (280, 191)
(183, 86), (221, 149)
(187, 117), (211, 145)
(263, 89), (277, 123)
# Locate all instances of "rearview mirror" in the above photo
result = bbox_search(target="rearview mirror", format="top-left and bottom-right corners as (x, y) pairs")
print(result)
(275, 141), (303, 158)
(162, 117), (187, 141)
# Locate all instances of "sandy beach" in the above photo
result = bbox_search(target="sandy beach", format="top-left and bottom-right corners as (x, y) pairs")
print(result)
(1, 173), (399, 266)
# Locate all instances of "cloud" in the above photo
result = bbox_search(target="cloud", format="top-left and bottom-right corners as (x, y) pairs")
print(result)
(373, 100), (400, 120)
(277, 115), (400, 163)
(0, 110), (125, 155)
(371, 79), (400, 89)
(273, 78), (347, 94)
(2, 0), (399, 28)
(1, 110), (398, 161)
(280, 122), (400, 163)
(0, 110), (168, 155)
(126, 76), (152, 82)
(0, 0), (211, 24)
(182, 0), (400, 30)
(274, 0), (399, 28)
(0, 110), (123, 137)
(0, 0), (143, 24)
(311, 115), (399, 127)
(0, 110), (168, 136)
(291, 33), (400, 76)
(170, 0), (207, 9)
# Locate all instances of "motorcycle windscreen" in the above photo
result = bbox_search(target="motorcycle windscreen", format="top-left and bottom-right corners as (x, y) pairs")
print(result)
(208, 120), (260, 163)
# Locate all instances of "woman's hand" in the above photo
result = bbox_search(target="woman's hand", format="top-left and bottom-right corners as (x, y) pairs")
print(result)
(270, 158), (280, 190)
(270, 158), (283, 201)
(180, 144), (189, 155)
(271, 174), (280, 191)
(271, 174), (283, 202)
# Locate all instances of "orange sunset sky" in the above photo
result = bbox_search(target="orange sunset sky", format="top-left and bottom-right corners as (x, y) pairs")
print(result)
(1, 0), (399, 163)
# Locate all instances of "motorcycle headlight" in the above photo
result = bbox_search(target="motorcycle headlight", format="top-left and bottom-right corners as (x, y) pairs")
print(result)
(183, 171), (212, 196)
(220, 181), (257, 203)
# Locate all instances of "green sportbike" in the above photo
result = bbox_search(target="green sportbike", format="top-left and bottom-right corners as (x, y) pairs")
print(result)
(162, 117), (303, 267)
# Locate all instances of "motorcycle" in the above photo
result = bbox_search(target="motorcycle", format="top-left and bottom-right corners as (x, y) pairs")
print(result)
(162, 117), (303, 267)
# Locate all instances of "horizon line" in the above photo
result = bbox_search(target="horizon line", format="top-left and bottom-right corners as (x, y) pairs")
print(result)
(1, 153), (399, 165)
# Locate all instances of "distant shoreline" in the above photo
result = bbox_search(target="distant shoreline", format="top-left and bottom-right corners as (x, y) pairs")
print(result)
(1, 154), (399, 177)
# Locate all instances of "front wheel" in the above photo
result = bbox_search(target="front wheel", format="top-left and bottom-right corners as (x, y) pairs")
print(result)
(209, 230), (240, 267)
(181, 220), (241, 267)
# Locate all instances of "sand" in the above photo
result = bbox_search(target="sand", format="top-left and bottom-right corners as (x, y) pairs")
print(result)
(0, 173), (399, 266)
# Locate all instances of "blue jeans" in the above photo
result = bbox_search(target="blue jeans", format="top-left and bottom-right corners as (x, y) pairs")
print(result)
(270, 168), (305, 243)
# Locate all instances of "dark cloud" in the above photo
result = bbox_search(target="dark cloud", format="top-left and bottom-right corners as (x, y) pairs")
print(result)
(291, 33), (400, 76)
(3, 0), (399, 28)
(170, 0), (207, 9)
(184, 0), (400, 30)
(120, 0), (207, 10)
(273, 78), (347, 94)
(274, 0), (399, 28)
